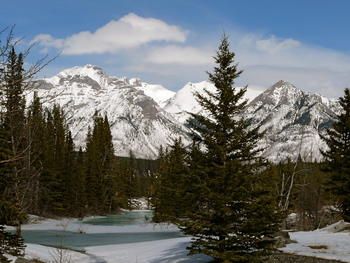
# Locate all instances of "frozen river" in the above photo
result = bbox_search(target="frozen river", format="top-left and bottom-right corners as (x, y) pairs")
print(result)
(19, 211), (183, 250)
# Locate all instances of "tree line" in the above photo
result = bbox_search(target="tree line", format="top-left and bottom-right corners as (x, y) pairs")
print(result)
(0, 34), (156, 260)
(1, 29), (350, 263)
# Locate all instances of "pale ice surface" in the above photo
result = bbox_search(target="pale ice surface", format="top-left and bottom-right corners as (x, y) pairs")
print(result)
(6, 217), (350, 263)
(6, 215), (178, 234)
(5, 211), (210, 263)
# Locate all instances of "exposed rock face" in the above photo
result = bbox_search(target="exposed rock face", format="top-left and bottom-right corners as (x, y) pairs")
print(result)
(245, 80), (339, 162)
(29, 65), (189, 159)
(30, 65), (340, 162)
(165, 79), (340, 162)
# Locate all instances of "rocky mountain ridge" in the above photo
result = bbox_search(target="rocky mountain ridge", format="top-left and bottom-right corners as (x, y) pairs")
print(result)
(29, 65), (340, 161)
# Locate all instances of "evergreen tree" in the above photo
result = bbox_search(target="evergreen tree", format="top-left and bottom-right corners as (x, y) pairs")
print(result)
(322, 88), (350, 221)
(72, 147), (87, 217)
(153, 138), (189, 222)
(27, 93), (46, 214)
(38, 105), (72, 215)
(1, 47), (28, 236)
(63, 131), (76, 214)
(180, 36), (281, 262)
(85, 113), (116, 213)
(0, 46), (27, 260)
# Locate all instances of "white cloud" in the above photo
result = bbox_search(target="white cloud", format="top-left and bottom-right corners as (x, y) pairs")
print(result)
(32, 13), (187, 55)
(32, 13), (350, 97)
(229, 34), (350, 97)
(255, 36), (300, 54)
(145, 45), (213, 65)
(126, 33), (350, 97)
(31, 34), (64, 49)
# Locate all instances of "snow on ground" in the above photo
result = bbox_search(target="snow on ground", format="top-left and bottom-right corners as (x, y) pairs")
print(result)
(129, 197), (152, 210)
(24, 244), (95, 263)
(86, 237), (211, 263)
(11, 213), (350, 263)
(15, 238), (211, 263)
(280, 221), (350, 262)
(5, 212), (210, 262)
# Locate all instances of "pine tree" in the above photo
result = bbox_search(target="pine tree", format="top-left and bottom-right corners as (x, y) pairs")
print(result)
(322, 88), (350, 221)
(180, 36), (281, 262)
(63, 130), (76, 214)
(85, 113), (116, 213)
(27, 93), (46, 214)
(0, 46), (27, 260)
(74, 147), (87, 217)
(153, 138), (189, 222)
(38, 104), (72, 215)
(1, 47), (28, 237)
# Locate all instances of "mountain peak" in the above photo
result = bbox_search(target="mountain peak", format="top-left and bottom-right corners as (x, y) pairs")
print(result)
(250, 80), (302, 107)
(59, 64), (104, 76)
(56, 64), (109, 87)
(271, 80), (295, 89)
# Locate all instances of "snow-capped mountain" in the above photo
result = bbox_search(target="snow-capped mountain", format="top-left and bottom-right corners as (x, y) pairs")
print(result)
(30, 65), (188, 159)
(245, 80), (339, 162)
(164, 81), (264, 123)
(164, 80), (340, 162)
(30, 65), (340, 162)
(130, 78), (175, 108)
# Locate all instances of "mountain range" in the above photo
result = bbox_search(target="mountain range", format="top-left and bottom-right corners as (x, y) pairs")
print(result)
(30, 64), (340, 162)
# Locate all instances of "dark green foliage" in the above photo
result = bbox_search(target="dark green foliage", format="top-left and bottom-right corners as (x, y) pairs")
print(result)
(37, 105), (72, 215)
(154, 36), (281, 262)
(0, 46), (27, 262)
(322, 88), (350, 221)
(153, 138), (189, 222)
(85, 113), (116, 213)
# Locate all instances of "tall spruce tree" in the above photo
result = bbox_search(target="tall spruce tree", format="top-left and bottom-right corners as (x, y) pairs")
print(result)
(153, 138), (189, 222)
(181, 36), (280, 262)
(85, 113), (116, 213)
(322, 88), (350, 221)
(0, 46), (27, 259)
(2, 47), (29, 237)
(26, 93), (45, 214)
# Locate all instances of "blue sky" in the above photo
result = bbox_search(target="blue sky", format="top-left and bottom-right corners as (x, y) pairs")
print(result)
(2, 0), (350, 96)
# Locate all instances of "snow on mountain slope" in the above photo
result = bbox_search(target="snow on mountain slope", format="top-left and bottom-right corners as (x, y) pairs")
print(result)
(29, 64), (340, 162)
(165, 79), (339, 162)
(164, 81), (216, 123)
(164, 80), (263, 123)
(30, 65), (189, 159)
(245, 80), (338, 162)
(130, 78), (175, 108)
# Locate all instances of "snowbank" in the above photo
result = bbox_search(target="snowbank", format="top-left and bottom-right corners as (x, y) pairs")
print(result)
(25, 244), (94, 263)
(86, 237), (212, 263)
(281, 221), (350, 262)
(6, 239), (211, 263)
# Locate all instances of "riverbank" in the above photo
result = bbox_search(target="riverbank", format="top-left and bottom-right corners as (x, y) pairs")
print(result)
(3, 214), (350, 263)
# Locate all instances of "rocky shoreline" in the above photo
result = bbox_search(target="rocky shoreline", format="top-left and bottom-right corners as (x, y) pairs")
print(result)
(267, 253), (345, 263)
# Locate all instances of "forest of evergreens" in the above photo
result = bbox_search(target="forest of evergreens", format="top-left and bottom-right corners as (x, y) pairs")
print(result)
(1, 30), (350, 263)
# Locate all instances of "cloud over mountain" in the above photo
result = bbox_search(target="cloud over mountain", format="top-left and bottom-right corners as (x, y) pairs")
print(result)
(32, 13), (187, 55)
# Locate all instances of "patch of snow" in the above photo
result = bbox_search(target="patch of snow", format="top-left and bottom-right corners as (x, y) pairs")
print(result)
(129, 197), (152, 210)
(6, 214), (178, 234)
(24, 243), (96, 263)
(86, 237), (212, 263)
(281, 221), (350, 262)
(133, 80), (175, 108)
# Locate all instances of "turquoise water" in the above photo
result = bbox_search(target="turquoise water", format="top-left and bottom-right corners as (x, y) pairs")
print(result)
(83, 210), (153, 226)
(20, 211), (183, 250)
